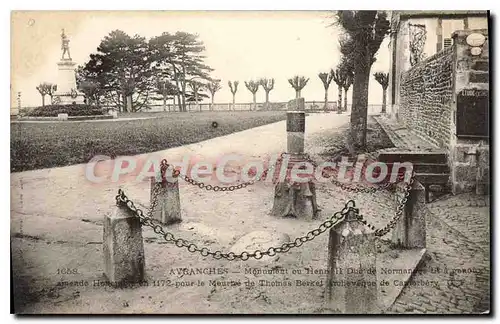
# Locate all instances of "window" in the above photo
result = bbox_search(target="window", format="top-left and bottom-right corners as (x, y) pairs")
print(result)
(443, 38), (453, 48)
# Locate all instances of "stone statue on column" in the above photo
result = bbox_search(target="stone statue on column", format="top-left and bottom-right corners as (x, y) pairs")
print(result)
(52, 28), (84, 105)
(61, 29), (71, 60)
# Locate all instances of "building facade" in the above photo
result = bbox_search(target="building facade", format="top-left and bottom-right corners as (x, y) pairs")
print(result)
(388, 11), (488, 118)
(387, 11), (489, 194)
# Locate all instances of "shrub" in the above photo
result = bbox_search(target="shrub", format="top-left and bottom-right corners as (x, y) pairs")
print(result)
(26, 103), (105, 117)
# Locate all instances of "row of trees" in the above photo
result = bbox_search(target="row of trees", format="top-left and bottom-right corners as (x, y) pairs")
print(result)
(35, 83), (57, 107)
(74, 30), (216, 112)
(72, 30), (361, 113)
(36, 70), (382, 111)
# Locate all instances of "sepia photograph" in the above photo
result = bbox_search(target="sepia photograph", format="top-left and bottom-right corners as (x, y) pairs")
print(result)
(9, 9), (490, 315)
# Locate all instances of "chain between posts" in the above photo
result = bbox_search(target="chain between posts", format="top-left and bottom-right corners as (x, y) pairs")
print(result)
(164, 156), (284, 192)
(149, 155), (414, 241)
(115, 188), (353, 261)
(360, 171), (415, 237)
(303, 153), (398, 193)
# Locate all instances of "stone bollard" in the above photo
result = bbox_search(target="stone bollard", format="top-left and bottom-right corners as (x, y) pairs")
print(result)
(150, 166), (182, 225)
(103, 203), (145, 284)
(325, 206), (379, 314)
(271, 98), (319, 220)
(391, 181), (427, 249)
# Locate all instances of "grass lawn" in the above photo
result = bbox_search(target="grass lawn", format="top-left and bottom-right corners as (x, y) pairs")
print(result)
(11, 111), (286, 172)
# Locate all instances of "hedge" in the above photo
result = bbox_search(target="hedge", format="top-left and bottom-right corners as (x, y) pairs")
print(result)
(26, 104), (105, 117)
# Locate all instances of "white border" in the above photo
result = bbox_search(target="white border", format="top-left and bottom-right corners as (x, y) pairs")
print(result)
(3, 1), (498, 323)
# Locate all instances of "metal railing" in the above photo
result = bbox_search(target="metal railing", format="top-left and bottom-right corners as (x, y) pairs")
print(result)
(11, 103), (386, 115)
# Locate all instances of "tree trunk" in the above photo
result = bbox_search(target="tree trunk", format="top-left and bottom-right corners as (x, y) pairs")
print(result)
(323, 89), (328, 110)
(232, 94), (236, 111)
(211, 95), (214, 111)
(382, 88), (387, 113)
(252, 93), (256, 111)
(297, 90), (301, 99)
(170, 64), (181, 111)
(181, 88), (186, 112)
(337, 86), (343, 114)
(195, 92), (200, 112)
(122, 91), (128, 112)
(344, 88), (348, 112)
(176, 94), (182, 111)
(265, 91), (270, 109)
(127, 95), (133, 112)
(41, 95), (45, 107)
(163, 97), (167, 112)
(349, 63), (371, 152)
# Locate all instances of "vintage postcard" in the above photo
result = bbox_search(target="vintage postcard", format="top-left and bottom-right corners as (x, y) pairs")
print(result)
(10, 10), (490, 314)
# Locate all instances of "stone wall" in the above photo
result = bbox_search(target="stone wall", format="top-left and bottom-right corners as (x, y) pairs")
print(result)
(399, 46), (454, 149)
(398, 28), (490, 194)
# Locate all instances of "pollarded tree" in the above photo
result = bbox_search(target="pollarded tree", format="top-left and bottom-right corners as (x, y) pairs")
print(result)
(288, 75), (309, 99)
(228, 80), (239, 111)
(259, 78), (275, 110)
(339, 58), (354, 111)
(336, 11), (391, 150)
(331, 68), (347, 114)
(36, 82), (56, 107)
(244, 80), (260, 111)
(206, 80), (222, 111)
(318, 70), (334, 110)
(343, 72), (353, 112)
(373, 72), (389, 113)
(47, 83), (57, 104)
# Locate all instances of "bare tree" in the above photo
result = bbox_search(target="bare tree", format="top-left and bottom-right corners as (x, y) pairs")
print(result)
(228, 81), (239, 111)
(244, 80), (260, 111)
(47, 84), (58, 105)
(332, 68), (347, 114)
(206, 80), (222, 111)
(259, 78), (275, 110)
(288, 75), (309, 99)
(318, 70), (334, 110)
(373, 72), (389, 113)
(339, 59), (354, 111)
(36, 82), (56, 107)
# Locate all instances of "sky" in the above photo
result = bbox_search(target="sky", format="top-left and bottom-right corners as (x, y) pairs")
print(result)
(11, 11), (391, 107)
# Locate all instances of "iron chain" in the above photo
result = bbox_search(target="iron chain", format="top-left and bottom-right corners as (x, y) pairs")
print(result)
(115, 188), (353, 261)
(159, 157), (283, 192)
(303, 153), (397, 193)
(302, 154), (416, 236)
(360, 171), (415, 237)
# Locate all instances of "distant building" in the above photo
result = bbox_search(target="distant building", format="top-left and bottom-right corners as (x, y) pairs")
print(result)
(388, 10), (488, 117)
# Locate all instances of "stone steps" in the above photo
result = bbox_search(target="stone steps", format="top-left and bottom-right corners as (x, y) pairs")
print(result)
(378, 151), (448, 164)
(414, 173), (450, 185)
(377, 151), (451, 202)
(385, 162), (450, 174)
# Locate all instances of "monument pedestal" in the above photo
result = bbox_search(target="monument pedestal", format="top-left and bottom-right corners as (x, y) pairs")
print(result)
(52, 58), (85, 105)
